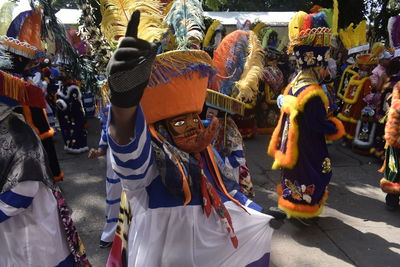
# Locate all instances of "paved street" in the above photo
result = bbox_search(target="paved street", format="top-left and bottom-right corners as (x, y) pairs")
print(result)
(55, 118), (400, 267)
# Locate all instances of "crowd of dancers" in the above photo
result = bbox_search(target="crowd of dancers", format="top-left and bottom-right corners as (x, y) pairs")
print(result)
(1, 0), (400, 266)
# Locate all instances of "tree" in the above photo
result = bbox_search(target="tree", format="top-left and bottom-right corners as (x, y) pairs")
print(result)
(366, 0), (400, 42)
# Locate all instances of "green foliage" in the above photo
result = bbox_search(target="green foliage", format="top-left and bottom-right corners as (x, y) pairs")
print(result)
(205, 0), (228, 11)
(366, 0), (400, 42)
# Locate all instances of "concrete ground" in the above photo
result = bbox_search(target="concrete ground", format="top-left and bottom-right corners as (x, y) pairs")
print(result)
(55, 117), (400, 267)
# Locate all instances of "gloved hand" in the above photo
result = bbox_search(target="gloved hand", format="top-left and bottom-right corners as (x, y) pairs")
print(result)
(106, 10), (157, 108)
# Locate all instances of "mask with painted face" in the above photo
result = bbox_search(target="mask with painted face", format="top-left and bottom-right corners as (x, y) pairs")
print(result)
(166, 113), (219, 153)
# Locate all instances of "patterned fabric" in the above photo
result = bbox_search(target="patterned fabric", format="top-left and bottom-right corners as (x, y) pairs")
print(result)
(272, 85), (337, 218)
(106, 192), (131, 267)
(198, 155), (238, 248)
(213, 116), (255, 197)
(54, 191), (91, 267)
(0, 113), (55, 193)
(56, 84), (88, 153)
(293, 45), (330, 69)
(106, 106), (273, 266)
(0, 111), (90, 266)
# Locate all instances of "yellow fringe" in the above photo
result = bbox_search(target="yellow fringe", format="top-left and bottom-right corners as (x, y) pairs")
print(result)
(205, 89), (246, 116)
(1, 70), (29, 104)
(203, 20), (221, 47)
(148, 50), (213, 87)
(235, 31), (265, 105)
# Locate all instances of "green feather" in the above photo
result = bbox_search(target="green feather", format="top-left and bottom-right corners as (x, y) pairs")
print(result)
(0, 1), (17, 36)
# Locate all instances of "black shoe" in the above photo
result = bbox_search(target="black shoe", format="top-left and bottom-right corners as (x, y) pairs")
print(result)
(266, 207), (287, 220)
(99, 240), (113, 248)
(385, 203), (398, 212)
(385, 194), (400, 211)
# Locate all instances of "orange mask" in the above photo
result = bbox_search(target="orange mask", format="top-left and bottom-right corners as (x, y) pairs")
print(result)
(166, 113), (219, 153)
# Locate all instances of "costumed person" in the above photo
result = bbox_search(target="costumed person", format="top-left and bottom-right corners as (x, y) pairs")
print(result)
(203, 96), (256, 198)
(351, 44), (392, 155)
(103, 7), (274, 266)
(268, 5), (345, 221)
(372, 20), (400, 159)
(337, 21), (369, 113)
(370, 59), (400, 159)
(0, 52), (90, 267)
(379, 79), (400, 210)
(56, 73), (89, 154)
(370, 43), (392, 92)
(203, 18), (225, 57)
(256, 48), (285, 134)
(0, 9), (64, 181)
(206, 27), (264, 198)
(337, 54), (377, 145)
(88, 103), (122, 248)
(252, 22), (279, 51)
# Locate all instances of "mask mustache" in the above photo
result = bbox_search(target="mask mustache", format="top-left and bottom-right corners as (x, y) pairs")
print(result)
(184, 128), (200, 138)
(172, 117), (219, 153)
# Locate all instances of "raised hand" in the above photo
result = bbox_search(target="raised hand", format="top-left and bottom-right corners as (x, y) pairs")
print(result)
(88, 148), (98, 159)
(106, 10), (157, 108)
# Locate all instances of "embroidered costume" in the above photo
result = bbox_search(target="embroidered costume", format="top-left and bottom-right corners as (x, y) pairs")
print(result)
(380, 81), (400, 208)
(56, 80), (89, 153)
(268, 5), (344, 219)
(0, 46), (90, 266)
(0, 9), (64, 181)
(337, 54), (376, 142)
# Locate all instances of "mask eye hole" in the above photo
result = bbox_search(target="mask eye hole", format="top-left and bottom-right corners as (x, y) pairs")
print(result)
(174, 120), (185, 127)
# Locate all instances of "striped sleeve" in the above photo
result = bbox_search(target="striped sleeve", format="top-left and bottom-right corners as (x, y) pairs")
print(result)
(98, 128), (108, 150)
(107, 105), (158, 186)
(0, 181), (39, 223)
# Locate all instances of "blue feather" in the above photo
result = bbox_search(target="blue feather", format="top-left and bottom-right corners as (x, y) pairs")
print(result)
(6, 10), (31, 38)
(312, 12), (329, 29)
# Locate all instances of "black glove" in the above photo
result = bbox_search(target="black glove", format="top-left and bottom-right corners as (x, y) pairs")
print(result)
(106, 10), (157, 108)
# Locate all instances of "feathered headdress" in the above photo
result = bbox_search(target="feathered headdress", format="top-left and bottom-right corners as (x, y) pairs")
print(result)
(0, 8), (45, 59)
(0, 1), (17, 36)
(371, 42), (385, 59)
(164, 0), (205, 49)
(100, 0), (166, 48)
(235, 31), (265, 103)
(339, 21), (369, 55)
(208, 30), (264, 113)
(211, 30), (249, 97)
(203, 19), (222, 48)
(288, 5), (333, 69)
(252, 22), (278, 49)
